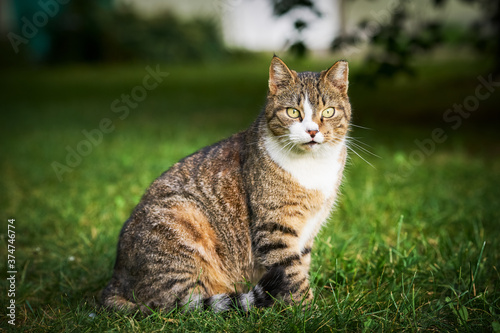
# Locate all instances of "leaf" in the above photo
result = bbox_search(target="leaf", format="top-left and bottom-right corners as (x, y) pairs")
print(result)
(458, 306), (468, 324)
(493, 321), (500, 333)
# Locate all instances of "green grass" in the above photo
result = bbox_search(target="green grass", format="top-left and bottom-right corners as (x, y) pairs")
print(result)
(1, 55), (499, 332)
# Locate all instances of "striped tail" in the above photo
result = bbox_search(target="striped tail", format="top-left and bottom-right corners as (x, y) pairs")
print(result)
(102, 267), (289, 314)
(189, 266), (288, 312)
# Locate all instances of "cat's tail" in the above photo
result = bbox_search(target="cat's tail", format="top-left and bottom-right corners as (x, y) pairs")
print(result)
(193, 266), (288, 312)
(101, 267), (288, 314)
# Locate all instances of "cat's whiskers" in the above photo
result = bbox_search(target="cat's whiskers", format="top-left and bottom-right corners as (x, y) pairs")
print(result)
(346, 136), (380, 158)
(345, 136), (378, 168)
(345, 134), (372, 146)
(346, 144), (375, 168)
(278, 138), (297, 155)
(350, 124), (373, 130)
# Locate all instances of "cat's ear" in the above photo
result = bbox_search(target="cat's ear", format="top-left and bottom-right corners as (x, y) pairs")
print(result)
(269, 56), (298, 95)
(322, 60), (349, 94)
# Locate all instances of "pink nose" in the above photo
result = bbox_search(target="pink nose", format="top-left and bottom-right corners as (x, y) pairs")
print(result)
(307, 130), (318, 138)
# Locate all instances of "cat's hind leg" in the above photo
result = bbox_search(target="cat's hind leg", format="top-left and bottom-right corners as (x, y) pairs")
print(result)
(182, 266), (287, 312)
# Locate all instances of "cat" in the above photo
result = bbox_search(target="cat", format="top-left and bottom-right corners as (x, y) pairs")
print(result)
(102, 56), (351, 313)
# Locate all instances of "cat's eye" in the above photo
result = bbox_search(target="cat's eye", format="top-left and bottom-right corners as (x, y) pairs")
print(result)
(322, 107), (335, 118)
(286, 107), (301, 119)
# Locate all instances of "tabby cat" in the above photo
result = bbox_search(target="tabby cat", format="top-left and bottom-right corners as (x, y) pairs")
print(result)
(102, 56), (351, 313)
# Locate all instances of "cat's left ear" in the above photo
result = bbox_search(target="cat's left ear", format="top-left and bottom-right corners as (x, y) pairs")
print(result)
(322, 60), (349, 95)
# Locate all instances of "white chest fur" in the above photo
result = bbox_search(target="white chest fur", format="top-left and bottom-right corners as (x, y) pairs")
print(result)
(297, 204), (332, 252)
(264, 136), (346, 199)
(264, 135), (346, 252)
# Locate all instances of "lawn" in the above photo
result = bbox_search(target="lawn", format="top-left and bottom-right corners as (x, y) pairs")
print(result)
(1, 54), (499, 332)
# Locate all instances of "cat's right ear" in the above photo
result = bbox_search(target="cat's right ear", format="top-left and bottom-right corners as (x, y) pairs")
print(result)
(322, 60), (349, 95)
(269, 56), (297, 95)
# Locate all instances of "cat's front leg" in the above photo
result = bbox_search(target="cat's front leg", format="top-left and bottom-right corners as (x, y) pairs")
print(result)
(253, 228), (314, 306)
(281, 240), (316, 304)
(280, 258), (314, 305)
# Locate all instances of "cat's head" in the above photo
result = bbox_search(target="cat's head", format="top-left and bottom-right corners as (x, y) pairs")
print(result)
(264, 56), (351, 154)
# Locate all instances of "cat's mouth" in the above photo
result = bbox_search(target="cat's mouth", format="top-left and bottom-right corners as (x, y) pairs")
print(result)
(303, 141), (319, 149)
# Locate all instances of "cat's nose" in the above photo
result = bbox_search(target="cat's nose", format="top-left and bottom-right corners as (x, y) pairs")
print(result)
(307, 130), (319, 138)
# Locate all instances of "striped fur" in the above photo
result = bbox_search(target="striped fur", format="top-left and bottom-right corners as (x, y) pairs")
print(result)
(102, 56), (351, 314)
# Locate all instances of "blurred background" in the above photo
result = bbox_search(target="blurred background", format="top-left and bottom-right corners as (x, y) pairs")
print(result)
(0, 0), (497, 63)
(0, 0), (498, 67)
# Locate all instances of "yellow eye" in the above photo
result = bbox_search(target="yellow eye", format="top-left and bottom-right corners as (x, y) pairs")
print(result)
(286, 107), (301, 119)
(322, 107), (335, 118)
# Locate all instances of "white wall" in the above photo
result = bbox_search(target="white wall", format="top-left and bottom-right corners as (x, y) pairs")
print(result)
(221, 0), (340, 52)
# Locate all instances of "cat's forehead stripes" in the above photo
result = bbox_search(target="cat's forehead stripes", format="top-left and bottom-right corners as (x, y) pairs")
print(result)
(296, 72), (325, 111)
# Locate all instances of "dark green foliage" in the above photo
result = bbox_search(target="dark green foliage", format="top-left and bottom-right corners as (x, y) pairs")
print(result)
(332, 0), (500, 80)
(106, 10), (227, 63)
(1, 0), (227, 66)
